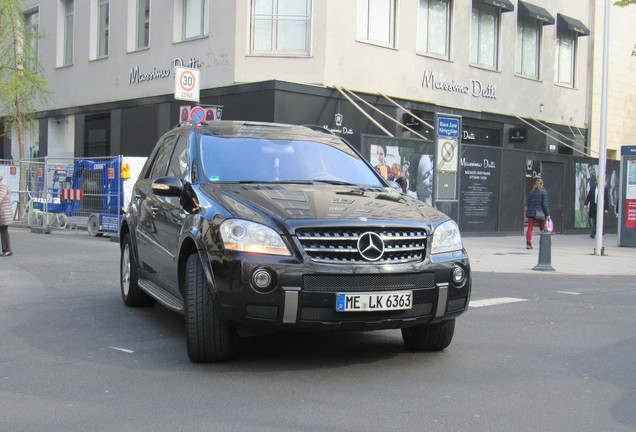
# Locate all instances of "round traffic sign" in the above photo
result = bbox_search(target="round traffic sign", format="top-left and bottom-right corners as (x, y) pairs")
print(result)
(179, 69), (196, 92)
(205, 109), (215, 121)
(190, 106), (205, 122)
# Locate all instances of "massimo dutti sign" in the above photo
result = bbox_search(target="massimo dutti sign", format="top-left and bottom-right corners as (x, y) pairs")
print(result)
(129, 57), (204, 85)
(422, 70), (497, 100)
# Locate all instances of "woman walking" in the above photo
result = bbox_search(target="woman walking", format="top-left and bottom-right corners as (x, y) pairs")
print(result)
(0, 174), (13, 256)
(525, 178), (551, 250)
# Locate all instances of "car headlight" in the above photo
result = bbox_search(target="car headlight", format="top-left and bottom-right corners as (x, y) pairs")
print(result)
(220, 219), (291, 256)
(431, 220), (463, 255)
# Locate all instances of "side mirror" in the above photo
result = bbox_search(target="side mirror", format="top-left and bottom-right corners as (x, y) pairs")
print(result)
(151, 176), (183, 197)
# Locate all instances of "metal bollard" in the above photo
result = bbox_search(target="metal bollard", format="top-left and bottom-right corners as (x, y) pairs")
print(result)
(533, 230), (555, 271)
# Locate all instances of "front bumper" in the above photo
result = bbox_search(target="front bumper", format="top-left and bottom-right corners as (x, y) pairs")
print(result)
(210, 252), (471, 332)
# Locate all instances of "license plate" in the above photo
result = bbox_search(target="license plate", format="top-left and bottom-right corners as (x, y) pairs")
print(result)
(336, 291), (413, 312)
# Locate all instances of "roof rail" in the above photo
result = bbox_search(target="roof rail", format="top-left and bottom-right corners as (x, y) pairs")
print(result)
(300, 124), (337, 135)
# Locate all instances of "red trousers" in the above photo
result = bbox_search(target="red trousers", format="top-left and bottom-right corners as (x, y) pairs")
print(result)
(526, 217), (545, 245)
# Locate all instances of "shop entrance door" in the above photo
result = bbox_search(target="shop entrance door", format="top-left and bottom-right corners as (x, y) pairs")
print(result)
(540, 161), (564, 233)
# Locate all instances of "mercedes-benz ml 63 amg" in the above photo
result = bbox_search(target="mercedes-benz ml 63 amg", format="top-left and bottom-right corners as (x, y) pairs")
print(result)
(119, 121), (471, 362)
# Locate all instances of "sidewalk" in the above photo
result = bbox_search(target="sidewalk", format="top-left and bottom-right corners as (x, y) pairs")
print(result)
(463, 232), (636, 276)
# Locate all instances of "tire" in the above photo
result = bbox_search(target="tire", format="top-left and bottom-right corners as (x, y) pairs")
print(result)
(120, 234), (155, 307)
(87, 214), (103, 237)
(185, 254), (235, 362)
(402, 319), (455, 351)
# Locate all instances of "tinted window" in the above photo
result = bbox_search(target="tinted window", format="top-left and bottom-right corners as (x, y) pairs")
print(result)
(167, 135), (188, 178)
(148, 135), (178, 179)
(199, 136), (383, 186)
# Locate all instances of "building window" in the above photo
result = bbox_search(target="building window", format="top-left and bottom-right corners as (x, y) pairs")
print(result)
(136, 0), (150, 49)
(62, 0), (74, 66)
(470, 2), (498, 69)
(417, 0), (450, 58)
(251, 0), (311, 54)
(97, 0), (110, 58)
(516, 19), (540, 78)
(24, 7), (39, 70)
(356, 0), (397, 48)
(554, 31), (575, 86)
(183, 0), (208, 40)
(554, 14), (589, 88)
(515, 2), (554, 80)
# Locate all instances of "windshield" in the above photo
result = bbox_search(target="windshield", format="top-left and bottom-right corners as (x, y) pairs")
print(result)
(199, 135), (385, 186)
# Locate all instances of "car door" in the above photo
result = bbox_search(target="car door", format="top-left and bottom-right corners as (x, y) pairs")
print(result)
(150, 134), (189, 294)
(135, 134), (178, 280)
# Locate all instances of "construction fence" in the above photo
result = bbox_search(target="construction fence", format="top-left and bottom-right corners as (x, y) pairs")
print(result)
(0, 156), (147, 236)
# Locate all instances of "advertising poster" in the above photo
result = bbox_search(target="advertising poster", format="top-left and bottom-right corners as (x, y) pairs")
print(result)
(626, 160), (636, 229)
(459, 146), (500, 232)
(368, 143), (434, 205)
(574, 162), (620, 229)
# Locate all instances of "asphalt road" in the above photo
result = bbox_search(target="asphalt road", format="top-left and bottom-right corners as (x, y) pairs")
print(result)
(1, 228), (635, 432)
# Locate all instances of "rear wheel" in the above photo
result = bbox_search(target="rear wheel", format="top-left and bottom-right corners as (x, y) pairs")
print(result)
(120, 234), (155, 307)
(87, 214), (103, 237)
(402, 319), (455, 351)
(185, 253), (235, 362)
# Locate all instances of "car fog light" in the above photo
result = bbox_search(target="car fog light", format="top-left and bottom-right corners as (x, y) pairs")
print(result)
(252, 269), (273, 290)
(452, 266), (465, 286)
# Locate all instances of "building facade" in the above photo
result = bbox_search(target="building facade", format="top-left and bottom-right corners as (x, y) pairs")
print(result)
(1, 0), (627, 234)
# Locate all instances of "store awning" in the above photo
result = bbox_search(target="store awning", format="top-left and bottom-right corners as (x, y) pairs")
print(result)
(557, 13), (590, 36)
(473, 0), (514, 13)
(518, 1), (555, 25)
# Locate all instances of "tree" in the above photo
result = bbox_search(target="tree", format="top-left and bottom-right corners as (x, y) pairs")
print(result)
(0, 0), (51, 219)
(614, 0), (636, 56)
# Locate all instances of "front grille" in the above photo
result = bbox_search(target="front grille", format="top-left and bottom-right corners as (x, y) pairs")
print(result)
(303, 273), (435, 292)
(296, 227), (426, 264)
(300, 302), (433, 322)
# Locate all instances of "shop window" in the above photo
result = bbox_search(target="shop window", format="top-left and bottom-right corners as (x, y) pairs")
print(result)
(251, 0), (311, 55)
(470, 3), (498, 69)
(23, 7), (39, 71)
(84, 114), (110, 157)
(554, 14), (589, 88)
(417, 0), (451, 59)
(462, 125), (501, 147)
(356, 0), (397, 48)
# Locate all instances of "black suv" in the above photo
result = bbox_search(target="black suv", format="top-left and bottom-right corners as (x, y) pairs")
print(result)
(120, 121), (471, 362)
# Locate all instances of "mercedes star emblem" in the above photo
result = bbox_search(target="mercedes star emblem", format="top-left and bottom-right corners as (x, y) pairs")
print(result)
(357, 232), (385, 261)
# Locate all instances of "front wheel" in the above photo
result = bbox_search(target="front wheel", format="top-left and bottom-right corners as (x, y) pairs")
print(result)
(185, 254), (235, 362)
(402, 319), (455, 351)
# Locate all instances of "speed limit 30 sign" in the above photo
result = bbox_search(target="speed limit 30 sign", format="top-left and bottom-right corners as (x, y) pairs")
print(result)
(174, 66), (200, 102)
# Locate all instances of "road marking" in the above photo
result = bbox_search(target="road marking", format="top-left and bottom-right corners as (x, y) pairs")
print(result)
(557, 291), (581, 295)
(109, 346), (134, 354)
(470, 297), (527, 308)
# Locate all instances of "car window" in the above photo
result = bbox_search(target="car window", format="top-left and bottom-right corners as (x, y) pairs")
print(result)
(166, 135), (188, 179)
(148, 135), (178, 180)
(199, 136), (383, 186)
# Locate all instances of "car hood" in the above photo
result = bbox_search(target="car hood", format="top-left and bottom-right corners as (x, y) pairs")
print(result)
(199, 183), (448, 231)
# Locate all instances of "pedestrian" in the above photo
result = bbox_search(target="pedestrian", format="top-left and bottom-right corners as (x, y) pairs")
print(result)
(0, 174), (14, 257)
(584, 178), (609, 239)
(525, 178), (551, 250)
